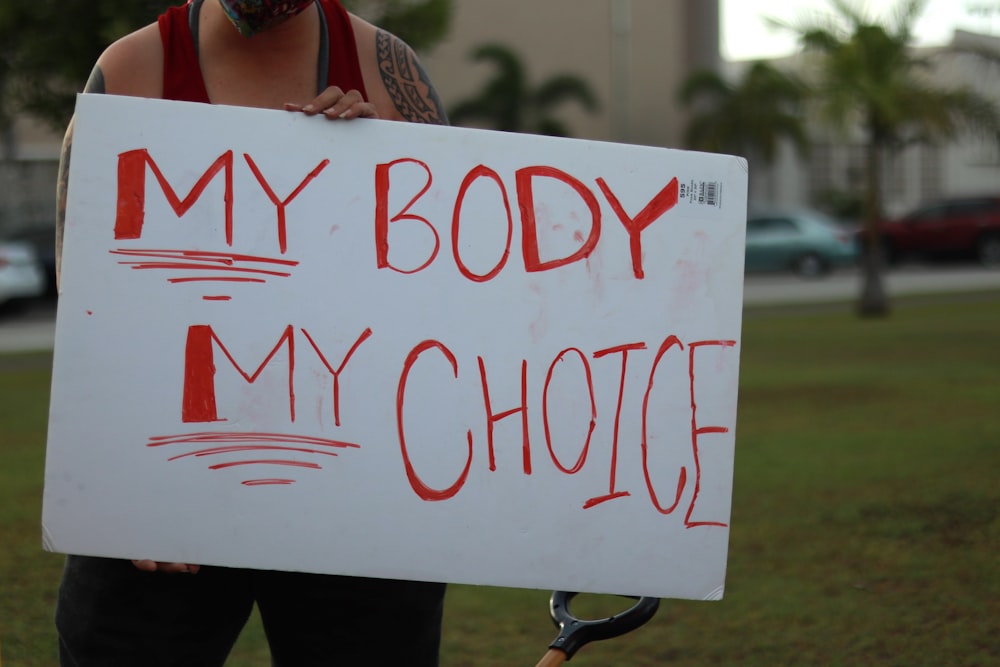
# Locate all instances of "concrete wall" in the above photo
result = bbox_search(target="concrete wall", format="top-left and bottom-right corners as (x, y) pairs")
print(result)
(0, 161), (59, 234)
(0, 116), (62, 233)
(419, 0), (718, 148)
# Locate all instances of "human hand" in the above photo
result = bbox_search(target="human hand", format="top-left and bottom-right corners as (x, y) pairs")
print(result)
(131, 559), (201, 574)
(284, 86), (378, 120)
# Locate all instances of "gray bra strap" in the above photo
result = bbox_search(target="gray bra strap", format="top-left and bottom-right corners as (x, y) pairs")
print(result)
(316, 1), (329, 93)
(189, 0), (203, 47)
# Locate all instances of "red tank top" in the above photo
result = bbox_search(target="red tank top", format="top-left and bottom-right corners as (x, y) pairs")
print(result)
(157, 0), (368, 103)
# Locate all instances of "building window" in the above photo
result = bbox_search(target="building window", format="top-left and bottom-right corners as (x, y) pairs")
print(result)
(920, 144), (942, 201)
(881, 150), (905, 201)
(808, 143), (832, 202)
(969, 131), (1000, 166)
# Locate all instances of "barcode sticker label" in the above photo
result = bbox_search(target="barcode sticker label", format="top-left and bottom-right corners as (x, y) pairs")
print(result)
(679, 180), (722, 208)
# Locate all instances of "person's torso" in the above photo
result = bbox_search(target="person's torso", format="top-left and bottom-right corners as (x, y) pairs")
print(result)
(157, 0), (368, 107)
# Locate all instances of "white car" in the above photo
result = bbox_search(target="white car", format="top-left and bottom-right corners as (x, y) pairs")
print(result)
(0, 239), (46, 308)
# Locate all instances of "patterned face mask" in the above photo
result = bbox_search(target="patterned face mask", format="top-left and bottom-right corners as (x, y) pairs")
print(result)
(218, 0), (316, 37)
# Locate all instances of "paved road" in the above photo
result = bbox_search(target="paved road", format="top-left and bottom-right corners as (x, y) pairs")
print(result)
(742, 264), (1000, 306)
(0, 298), (57, 353)
(3, 265), (1000, 354)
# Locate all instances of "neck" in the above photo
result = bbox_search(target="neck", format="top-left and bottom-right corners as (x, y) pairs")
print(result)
(203, 0), (319, 53)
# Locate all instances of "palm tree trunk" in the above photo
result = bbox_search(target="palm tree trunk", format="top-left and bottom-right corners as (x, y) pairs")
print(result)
(857, 139), (890, 317)
(1, 121), (15, 161)
(0, 71), (17, 161)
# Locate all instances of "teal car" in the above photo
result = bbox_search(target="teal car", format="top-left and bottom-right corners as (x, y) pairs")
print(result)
(745, 209), (858, 277)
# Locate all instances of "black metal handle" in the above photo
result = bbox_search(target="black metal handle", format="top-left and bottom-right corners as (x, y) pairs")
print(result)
(547, 591), (660, 660)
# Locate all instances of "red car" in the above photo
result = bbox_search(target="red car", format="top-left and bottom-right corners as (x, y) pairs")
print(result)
(871, 196), (1000, 267)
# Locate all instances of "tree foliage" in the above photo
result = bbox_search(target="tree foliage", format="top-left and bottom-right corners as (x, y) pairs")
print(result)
(776, 0), (1000, 317)
(677, 61), (810, 164)
(448, 43), (599, 137)
(0, 0), (451, 133)
(0, 1), (168, 131)
(792, 1), (999, 150)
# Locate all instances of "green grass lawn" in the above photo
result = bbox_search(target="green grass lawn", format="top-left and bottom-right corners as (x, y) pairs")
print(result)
(2, 294), (999, 666)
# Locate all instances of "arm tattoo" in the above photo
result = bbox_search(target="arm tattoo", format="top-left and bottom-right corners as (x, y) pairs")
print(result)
(55, 125), (72, 286)
(57, 65), (106, 284)
(376, 30), (449, 125)
(83, 63), (107, 95)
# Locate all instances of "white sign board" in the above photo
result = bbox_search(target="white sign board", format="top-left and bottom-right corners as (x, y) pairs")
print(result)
(43, 94), (748, 600)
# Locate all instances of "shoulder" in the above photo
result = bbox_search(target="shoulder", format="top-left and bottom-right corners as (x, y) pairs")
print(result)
(347, 14), (449, 125)
(94, 22), (164, 98)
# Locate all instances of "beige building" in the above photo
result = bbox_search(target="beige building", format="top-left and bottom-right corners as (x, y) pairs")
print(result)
(421, 0), (719, 148)
(0, 115), (62, 231)
(0, 0), (720, 233)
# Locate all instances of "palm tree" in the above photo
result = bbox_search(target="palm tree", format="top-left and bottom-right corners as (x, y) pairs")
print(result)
(677, 61), (810, 165)
(448, 44), (599, 137)
(778, 0), (1000, 317)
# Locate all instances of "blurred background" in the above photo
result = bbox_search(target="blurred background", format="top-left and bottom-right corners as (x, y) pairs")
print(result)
(1, 3), (999, 665)
(2, 0), (999, 318)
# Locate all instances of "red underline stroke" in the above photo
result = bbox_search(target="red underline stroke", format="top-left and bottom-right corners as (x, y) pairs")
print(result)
(110, 248), (299, 266)
(147, 432), (360, 449)
(166, 445), (341, 461)
(208, 459), (321, 470)
(118, 262), (292, 277)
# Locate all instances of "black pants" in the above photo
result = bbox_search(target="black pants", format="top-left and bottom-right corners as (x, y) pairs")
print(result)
(56, 555), (446, 667)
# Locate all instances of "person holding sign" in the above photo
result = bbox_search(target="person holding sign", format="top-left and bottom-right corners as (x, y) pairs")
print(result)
(53, 1), (448, 665)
